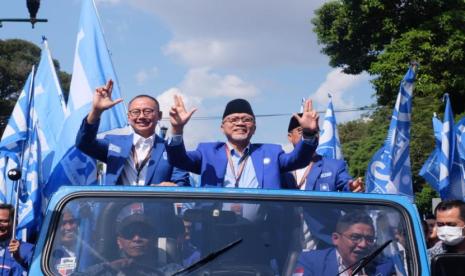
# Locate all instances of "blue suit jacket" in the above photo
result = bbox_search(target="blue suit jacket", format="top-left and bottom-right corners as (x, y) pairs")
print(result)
(76, 118), (189, 186)
(0, 241), (34, 276)
(165, 139), (317, 188)
(282, 155), (352, 191)
(296, 247), (395, 276)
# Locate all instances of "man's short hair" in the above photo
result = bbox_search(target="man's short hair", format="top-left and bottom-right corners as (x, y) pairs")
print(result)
(335, 211), (374, 233)
(434, 200), (465, 221)
(0, 204), (14, 222)
(128, 95), (160, 111)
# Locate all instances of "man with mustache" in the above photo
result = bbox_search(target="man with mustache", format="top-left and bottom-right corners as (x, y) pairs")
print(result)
(166, 96), (319, 188)
(76, 80), (189, 186)
(296, 212), (394, 275)
(0, 204), (34, 276)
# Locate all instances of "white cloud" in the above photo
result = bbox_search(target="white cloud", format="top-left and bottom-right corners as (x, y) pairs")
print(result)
(125, 0), (328, 69)
(312, 68), (370, 121)
(135, 66), (159, 85)
(179, 67), (259, 98)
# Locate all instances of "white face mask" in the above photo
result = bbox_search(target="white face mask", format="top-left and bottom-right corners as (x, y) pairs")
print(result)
(437, 225), (465, 246)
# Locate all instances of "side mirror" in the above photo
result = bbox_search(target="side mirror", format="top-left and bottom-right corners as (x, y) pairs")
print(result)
(431, 254), (465, 276)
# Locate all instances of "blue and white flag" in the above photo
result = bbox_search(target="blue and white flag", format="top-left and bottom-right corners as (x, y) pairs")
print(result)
(437, 94), (455, 197)
(33, 38), (68, 182)
(365, 65), (416, 198)
(0, 69), (34, 205)
(316, 94), (343, 160)
(419, 115), (442, 190)
(16, 123), (42, 238)
(46, 0), (127, 195)
(0, 67), (43, 238)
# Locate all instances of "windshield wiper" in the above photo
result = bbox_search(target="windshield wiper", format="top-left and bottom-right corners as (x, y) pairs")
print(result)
(172, 238), (243, 276)
(337, 239), (392, 276)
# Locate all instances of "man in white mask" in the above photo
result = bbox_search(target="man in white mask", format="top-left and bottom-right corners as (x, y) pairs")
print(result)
(428, 200), (465, 259)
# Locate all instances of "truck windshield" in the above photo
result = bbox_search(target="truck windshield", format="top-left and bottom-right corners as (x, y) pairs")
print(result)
(46, 196), (415, 276)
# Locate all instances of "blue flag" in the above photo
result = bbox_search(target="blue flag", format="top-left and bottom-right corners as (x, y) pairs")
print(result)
(316, 94), (344, 160)
(0, 69), (35, 206)
(437, 94), (455, 197)
(33, 38), (68, 182)
(419, 115), (442, 190)
(0, 67), (44, 238)
(420, 100), (465, 200)
(365, 65), (416, 198)
(46, 0), (127, 195)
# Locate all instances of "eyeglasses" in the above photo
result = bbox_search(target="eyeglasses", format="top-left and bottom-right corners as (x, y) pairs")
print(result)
(128, 108), (155, 117)
(119, 226), (152, 239)
(223, 116), (254, 124)
(341, 233), (376, 244)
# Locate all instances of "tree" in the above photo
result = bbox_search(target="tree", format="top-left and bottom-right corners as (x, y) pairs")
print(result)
(313, 1), (465, 202)
(0, 39), (71, 137)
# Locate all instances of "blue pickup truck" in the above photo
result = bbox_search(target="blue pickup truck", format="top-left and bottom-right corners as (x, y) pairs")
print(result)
(30, 186), (453, 275)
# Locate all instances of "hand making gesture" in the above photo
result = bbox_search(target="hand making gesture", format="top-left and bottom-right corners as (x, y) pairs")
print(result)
(87, 79), (123, 124)
(293, 99), (319, 136)
(169, 95), (197, 135)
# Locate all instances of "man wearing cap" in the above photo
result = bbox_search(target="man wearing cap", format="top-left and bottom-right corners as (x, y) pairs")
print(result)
(282, 114), (364, 192)
(76, 80), (189, 186)
(83, 214), (180, 276)
(165, 95), (319, 188)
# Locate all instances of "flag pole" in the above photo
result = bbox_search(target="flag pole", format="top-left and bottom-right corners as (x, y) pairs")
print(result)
(12, 65), (35, 240)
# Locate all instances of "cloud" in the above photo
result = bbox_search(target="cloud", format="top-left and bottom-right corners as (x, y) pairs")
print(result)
(124, 0), (328, 69)
(312, 68), (370, 121)
(135, 66), (159, 85)
(179, 67), (259, 98)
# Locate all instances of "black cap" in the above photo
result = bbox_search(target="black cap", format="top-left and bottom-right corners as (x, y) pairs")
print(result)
(288, 113), (302, 132)
(117, 214), (154, 235)
(222, 99), (255, 119)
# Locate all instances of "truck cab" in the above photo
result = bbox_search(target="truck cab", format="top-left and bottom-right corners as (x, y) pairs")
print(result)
(30, 186), (433, 275)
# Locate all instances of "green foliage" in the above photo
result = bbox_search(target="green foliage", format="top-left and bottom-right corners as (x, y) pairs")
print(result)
(0, 39), (71, 137)
(415, 184), (439, 216)
(315, 1), (465, 199)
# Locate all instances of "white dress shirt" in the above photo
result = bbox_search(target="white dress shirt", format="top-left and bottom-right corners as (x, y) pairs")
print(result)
(118, 131), (155, 186)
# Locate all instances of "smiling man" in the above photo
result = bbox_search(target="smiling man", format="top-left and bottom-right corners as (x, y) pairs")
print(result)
(0, 204), (34, 276)
(296, 212), (394, 276)
(166, 95), (319, 188)
(75, 80), (189, 186)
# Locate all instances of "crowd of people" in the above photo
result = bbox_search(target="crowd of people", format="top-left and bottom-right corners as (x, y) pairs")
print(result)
(2, 81), (465, 275)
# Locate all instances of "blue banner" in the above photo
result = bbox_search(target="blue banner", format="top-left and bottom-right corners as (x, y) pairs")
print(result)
(316, 94), (343, 160)
(46, 0), (127, 194)
(365, 65), (416, 198)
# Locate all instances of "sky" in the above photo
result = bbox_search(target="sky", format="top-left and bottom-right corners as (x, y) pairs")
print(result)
(1, 0), (375, 149)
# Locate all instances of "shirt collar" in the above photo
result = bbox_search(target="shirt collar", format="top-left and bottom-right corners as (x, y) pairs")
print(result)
(132, 130), (155, 147)
(225, 141), (251, 157)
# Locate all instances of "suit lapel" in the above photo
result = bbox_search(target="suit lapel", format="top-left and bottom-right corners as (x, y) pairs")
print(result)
(324, 248), (339, 275)
(250, 144), (264, 188)
(107, 134), (133, 185)
(145, 135), (164, 185)
(306, 160), (322, 191)
(216, 143), (228, 187)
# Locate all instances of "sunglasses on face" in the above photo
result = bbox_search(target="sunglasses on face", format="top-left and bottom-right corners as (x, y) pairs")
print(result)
(119, 225), (153, 239)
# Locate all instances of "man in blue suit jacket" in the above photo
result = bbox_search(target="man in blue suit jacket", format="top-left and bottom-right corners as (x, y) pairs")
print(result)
(295, 212), (395, 276)
(282, 114), (364, 192)
(0, 204), (34, 276)
(165, 95), (319, 189)
(76, 80), (189, 186)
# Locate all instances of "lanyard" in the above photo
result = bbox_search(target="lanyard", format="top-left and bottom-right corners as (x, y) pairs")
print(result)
(225, 145), (250, 188)
(132, 144), (153, 183)
(295, 162), (313, 190)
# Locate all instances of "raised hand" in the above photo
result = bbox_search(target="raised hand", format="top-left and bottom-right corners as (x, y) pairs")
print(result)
(169, 94), (197, 135)
(349, 177), (365, 193)
(87, 79), (123, 124)
(293, 99), (319, 135)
